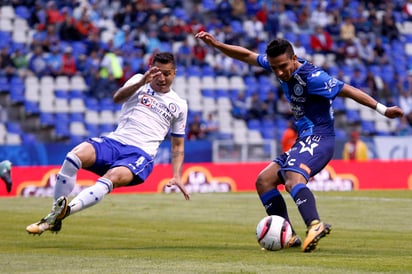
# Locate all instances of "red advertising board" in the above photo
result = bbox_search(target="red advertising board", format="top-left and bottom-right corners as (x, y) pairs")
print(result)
(1, 160), (411, 197)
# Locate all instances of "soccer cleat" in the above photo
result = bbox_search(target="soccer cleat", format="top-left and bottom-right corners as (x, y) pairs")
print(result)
(0, 160), (12, 193)
(287, 234), (302, 248)
(302, 220), (331, 252)
(26, 196), (69, 235)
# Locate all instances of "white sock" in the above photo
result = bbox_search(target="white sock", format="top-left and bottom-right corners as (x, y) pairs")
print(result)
(54, 152), (81, 201)
(68, 178), (113, 216)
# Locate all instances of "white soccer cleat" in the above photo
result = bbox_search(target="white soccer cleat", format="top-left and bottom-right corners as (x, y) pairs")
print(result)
(26, 196), (68, 235)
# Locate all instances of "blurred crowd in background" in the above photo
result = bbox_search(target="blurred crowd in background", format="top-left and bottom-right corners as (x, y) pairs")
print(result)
(1, 0), (412, 143)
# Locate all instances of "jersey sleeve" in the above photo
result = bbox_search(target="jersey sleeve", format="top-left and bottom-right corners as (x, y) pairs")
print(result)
(256, 54), (272, 71)
(171, 99), (188, 137)
(306, 70), (344, 99)
(123, 74), (143, 87)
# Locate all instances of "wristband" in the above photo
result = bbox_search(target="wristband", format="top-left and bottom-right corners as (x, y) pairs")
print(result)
(375, 103), (387, 115)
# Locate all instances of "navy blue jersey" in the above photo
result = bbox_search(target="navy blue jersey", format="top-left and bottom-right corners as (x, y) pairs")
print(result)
(256, 55), (345, 138)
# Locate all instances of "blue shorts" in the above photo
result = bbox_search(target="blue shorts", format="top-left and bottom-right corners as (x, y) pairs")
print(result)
(274, 135), (335, 183)
(85, 136), (154, 186)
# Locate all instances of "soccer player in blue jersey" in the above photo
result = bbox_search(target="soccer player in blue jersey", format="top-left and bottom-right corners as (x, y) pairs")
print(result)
(26, 52), (190, 235)
(195, 31), (404, 252)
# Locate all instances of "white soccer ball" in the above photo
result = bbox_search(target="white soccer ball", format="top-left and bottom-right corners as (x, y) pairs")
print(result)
(256, 215), (293, 251)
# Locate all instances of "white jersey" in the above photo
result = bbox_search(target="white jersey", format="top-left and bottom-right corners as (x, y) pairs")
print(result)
(106, 74), (188, 158)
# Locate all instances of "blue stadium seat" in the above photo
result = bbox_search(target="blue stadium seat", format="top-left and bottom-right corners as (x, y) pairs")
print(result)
(6, 121), (22, 134)
(381, 65), (394, 84)
(24, 101), (40, 116)
(0, 31), (11, 48)
(261, 128), (276, 140)
(0, 76), (9, 93)
(333, 97), (346, 113)
(85, 123), (100, 135)
(55, 113), (70, 124)
(14, 5), (30, 19)
(346, 109), (361, 124)
(70, 113), (84, 122)
(247, 119), (261, 131)
(100, 98), (115, 111)
(202, 65), (215, 76)
(39, 113), (55, 128)
(21, 133), (37, 144)
(230, 20), (243, 34)
(334, 128), (347, 140)
(9, 85), (25, 104)
(361, 121), (376, 135)
(201, 89), (215, 98)
(217, 132), (233, 140)
(85, 98), (100, 111)
(100, 123), (115, 133)
(55, 122), (70, 139)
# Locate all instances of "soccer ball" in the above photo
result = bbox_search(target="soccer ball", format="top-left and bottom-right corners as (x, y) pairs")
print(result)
(256, 215), (292, 251)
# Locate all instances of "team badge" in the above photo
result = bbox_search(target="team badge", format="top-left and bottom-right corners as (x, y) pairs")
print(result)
(293, 84), (303, 96)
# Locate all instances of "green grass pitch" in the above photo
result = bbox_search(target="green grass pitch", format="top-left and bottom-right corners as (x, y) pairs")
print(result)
(0, 191), (411, 273)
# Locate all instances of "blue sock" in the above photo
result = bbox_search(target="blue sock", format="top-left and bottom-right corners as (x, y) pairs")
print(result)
(290, 184), (319, 227)
(259, 189), (295, 232)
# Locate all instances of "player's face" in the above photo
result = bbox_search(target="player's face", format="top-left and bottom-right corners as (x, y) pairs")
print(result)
(268, 53), (297, 82)
(150, 62), (176, 93)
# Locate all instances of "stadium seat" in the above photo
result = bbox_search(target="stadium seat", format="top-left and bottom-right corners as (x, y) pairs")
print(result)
(54, 122), (71, 140)
(5, 133), (21, 145)
(21, 133), (37, 144)
(99, 110), (116, 125)
(248, 130), (264, 145)
(24, 101), (40, 116)
(70, 75), (88, 91)
(0, 19), (13, 32)
(85, 123), (100, 135)
(70, 121), (88, 137)
(54, 98), (70, 113)
(201, 76), (216, 90)
(0, 6), (15, 19)
(6, 121), (22, 134)
(247, 119), (261, 131)
(39, 113), (55, 128)
(14, 5), (30, 19)
(0, 76), (9, 93)
(361, 121), (376, 135)
(9, 85), (25, 104)
(201, 89), (215, 98)
(69, 98), (86, 113)
(0, 31), (11, 48)
(70, 113), (84, 122)
(346, 109), (361, 124)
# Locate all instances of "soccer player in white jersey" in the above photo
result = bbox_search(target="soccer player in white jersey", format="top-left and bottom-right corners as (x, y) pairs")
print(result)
(26, 52), (190, 235)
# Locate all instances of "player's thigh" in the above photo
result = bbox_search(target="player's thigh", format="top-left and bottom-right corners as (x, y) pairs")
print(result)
(71, 142), (96, 167)
(257, 162), (282, 185)
(103, 166), (134, 188)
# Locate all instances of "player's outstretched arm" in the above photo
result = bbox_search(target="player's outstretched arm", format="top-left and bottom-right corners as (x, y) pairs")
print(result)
(168, 136), (190, 200)
(195, 31), (260, 66)
(339, 84), (404, 119)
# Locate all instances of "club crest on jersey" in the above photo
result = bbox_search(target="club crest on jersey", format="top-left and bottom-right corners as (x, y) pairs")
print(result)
(141, 94), (154, 106)
(293, 84), (304, 96)
(169, 103), (178, 113)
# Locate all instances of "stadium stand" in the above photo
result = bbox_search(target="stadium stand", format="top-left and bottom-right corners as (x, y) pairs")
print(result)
(0, 0), (411, 146)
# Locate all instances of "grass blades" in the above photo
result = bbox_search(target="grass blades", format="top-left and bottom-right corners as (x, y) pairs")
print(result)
(0, 191), (411, 273)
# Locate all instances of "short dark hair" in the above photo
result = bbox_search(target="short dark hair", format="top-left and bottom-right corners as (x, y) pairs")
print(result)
(152, 52), (176, 67)
(265, 39), (295, 58)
